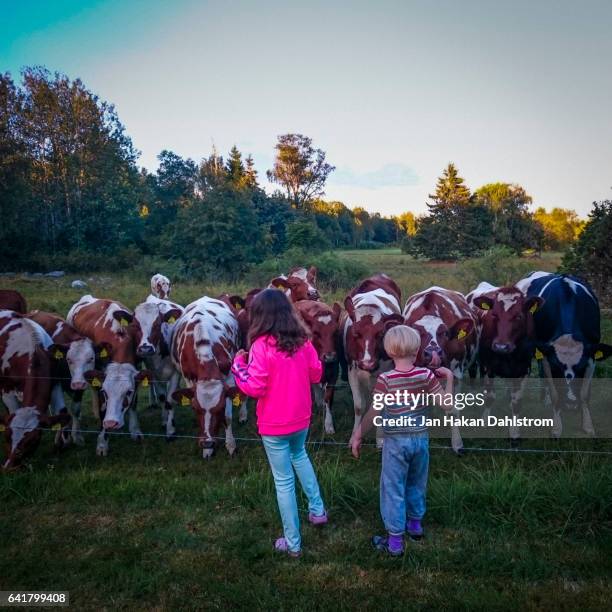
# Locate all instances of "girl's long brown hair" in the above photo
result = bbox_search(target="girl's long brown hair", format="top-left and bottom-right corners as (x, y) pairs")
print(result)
(248, 289), (308, 355)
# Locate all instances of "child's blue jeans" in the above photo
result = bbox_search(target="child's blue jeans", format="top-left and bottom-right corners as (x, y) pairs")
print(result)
(380, 433), (429, 535)
(261, 427), (325, 552)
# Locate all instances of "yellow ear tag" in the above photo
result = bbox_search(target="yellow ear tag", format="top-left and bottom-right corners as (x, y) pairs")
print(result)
(535, 348), (544, 360)
(234, 304), (242, 311)
(457, 329), (467, 340)
(99, 348), (108, 358)
(480, 302), (490, 310)
(594, 350), (604, 360)
(120, 318), (129, 327)
(181, 396), (191, 406)
(141, 377), (149, 388)
(54, 350), (64, 360)
(52, 423), (62, 431)
(92, 377), (101, 388)
(167, 316), (176, 324)
(0, 424), (5, 432)
(232, 394), (241, 407)
(529, 304), (538, 314)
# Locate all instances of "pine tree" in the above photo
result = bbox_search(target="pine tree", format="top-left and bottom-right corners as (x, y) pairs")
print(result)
(226, 145), (246, 187)
(428, 162), (471, 210)
(244, 154), (258, 188)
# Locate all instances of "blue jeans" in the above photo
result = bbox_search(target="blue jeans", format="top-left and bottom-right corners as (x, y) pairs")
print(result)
(261, 428), (325, 552)
(380, 433), (429, 535)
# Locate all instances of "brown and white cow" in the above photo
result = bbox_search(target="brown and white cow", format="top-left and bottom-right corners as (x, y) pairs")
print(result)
(467, 282), (544, 445)
(0, 290), (27, 313)
(27, 310), (101, 446)
(133, 296), (183, 438)
(341, 274), (404, 446)
(269, 267), (319, 302)
(67, 295), (150, 456)
(150, 274), (171, 300)
(1, 311), (69, 469)
(403, 286), (478, 453)
(294, 300), (342, 434)
(171, 297), (241, 459)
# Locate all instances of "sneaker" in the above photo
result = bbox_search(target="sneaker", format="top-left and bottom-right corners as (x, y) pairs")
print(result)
(274, 537), (302, 558)
(308, 511), (328, 526)
(407, 518), (424, 541)
(371, 534), (404, 556)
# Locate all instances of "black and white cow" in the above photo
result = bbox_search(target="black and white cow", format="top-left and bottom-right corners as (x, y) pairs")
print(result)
(516, 272), (612, 437)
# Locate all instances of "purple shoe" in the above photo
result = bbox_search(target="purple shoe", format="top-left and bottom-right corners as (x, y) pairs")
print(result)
(274, 537), (302, 558)
(407, 518), (424, 541)
(308, 511), (328, 526)
(372, 534), (404, 556)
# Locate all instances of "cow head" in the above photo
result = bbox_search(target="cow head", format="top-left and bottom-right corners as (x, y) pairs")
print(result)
(85, 365), (151, 430)
(536, 337), (612, 406)
(132, 302), (182, 357)
(50, 337), (98, 391)
(151, 274), (171, 300)
(407, 314), (474, 369)
(270, 266), (319, 302)
(296, 301), (341, 364)
(475, 290), (544, 354)
(2, 407), (70, 470)
(173, 380), (226, 459)
(345, 296), (404, 371)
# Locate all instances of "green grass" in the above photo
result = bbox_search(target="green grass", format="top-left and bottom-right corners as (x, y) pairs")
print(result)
(1, 251), (612, 611)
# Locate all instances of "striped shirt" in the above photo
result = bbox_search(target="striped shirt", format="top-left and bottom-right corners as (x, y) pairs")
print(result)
(374, 367), (443, 435)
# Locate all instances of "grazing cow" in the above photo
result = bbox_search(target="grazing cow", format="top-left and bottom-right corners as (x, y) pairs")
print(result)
(295, 300), (342, 434)
(67, 295), (150, 456)
(516, 272), (612, 437)
(341, 274), (404, 445)
(171, 297), (241, 459)
(467, 282), (544, 444)
(0, 311), (69, 469)
(403, 286), (477, 453)
(269, 266), (319, 302)
(0, 290), (27, 313)
(27, 310), (101, 446)
(133, 296), (183, 438)
(150, 274), (171, 300)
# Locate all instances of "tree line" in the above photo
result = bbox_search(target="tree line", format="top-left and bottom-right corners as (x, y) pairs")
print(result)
(0, 67), (596, 280)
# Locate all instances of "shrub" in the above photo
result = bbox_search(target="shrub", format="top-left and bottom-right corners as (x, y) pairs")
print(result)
(459, 246), (537, 288)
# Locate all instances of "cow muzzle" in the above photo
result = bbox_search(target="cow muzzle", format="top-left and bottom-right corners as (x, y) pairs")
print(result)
(103, 419), (121, 430)
(137, 344), (156, 357)
(358, 360), (378, 372)
(70, 381), (87, 391)
(492, 342), (515, 354)
(423, 347), (442, 368)
(323, 352), (337, 364)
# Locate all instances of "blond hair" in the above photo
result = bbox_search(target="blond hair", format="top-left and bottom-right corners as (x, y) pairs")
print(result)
(383, 325), (421, 359)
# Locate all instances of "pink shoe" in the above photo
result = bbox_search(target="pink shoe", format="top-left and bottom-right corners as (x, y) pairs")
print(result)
(308, 511), (328, 526)
(274, 537), (302, 558)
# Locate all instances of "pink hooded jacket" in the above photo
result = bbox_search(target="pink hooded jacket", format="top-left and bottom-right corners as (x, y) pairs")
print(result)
(231, 335), (322, 436)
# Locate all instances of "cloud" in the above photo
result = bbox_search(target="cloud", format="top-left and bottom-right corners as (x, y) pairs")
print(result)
(329, 163), (419, 189)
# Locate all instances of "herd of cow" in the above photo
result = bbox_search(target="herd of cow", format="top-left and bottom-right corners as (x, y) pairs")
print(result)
(1, 267), (610, 469)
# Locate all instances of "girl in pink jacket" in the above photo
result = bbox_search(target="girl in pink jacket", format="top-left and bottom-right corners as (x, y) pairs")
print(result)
(231, 289), (328, 557)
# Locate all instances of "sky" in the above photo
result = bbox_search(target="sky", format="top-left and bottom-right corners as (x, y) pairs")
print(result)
(2, 0), (612, 217)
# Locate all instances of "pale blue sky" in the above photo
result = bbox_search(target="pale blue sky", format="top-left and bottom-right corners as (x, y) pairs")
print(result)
(2, 0), (611, 216)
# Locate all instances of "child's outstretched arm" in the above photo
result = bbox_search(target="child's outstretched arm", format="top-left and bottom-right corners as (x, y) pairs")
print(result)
(306, 340), (323, 384)
(432, 367), (454, 411)
(231, 341), (269, 398)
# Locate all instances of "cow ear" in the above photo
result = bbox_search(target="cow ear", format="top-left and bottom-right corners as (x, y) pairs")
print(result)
(85, 369), (105, 388)
(451, 318), (473, 341)
(332, 302), (342, 322)
(95, 342), (113, 361)
(135, 369), (153, 388)
(307, 266), (318, 284)
(344, 297), (356, 321)
(524, 296), (544, 315)
(163, 308), (182, 324)
(172, 387), (194, 407)
(384, 314), (405, 332)
(113, 310), (133, 327)
(592, 343), (612, 362)
(475, 296), (494, 311)
(271, 277), (290, 290)
(49, 343), (69, 361)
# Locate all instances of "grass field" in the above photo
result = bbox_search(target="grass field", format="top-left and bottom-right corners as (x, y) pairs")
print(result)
(1, 251), (612, 611)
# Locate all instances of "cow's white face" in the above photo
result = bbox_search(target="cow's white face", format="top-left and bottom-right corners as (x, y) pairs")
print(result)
(66, 338), (95, 390)
(101, 363), (138, 429)
(133, 302), (163, 356)
(6, 406), (40, 461)
(151, 274), (171, 300)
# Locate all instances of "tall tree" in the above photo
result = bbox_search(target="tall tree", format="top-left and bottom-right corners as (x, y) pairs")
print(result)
(267, 133), (335, 208)
(225, 145), (246, 187)
(428, 162), (471, 210)
(534, 206), (584, 250)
